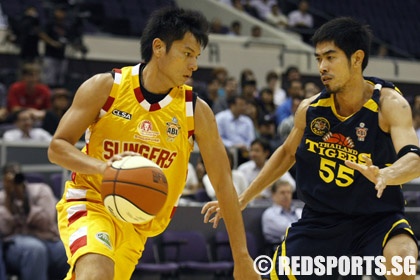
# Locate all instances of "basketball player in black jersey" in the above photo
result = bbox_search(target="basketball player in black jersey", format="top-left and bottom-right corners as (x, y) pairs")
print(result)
(203, 17), (419, 279)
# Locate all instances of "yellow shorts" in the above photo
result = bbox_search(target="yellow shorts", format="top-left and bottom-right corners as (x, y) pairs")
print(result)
(56, 183), (147, 280)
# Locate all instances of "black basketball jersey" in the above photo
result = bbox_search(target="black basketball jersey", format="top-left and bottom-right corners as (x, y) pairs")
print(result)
(295, 77), (404, 215)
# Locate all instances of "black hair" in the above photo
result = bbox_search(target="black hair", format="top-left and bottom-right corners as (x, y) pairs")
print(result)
(227, 95), (245, 107)
(251, 138), (271, 153)
(140, 7), (209, 63)
(311, 17), (372, 71)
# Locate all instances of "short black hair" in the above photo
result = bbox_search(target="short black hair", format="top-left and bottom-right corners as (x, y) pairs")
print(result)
(311, 17), (372, 71)
(251, 138), (271, 153)
(140, 7), (209, 63)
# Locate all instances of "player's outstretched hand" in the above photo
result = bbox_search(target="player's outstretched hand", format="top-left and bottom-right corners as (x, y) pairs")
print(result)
(345, 156), (387, 198)
(201, 201), (223, 228)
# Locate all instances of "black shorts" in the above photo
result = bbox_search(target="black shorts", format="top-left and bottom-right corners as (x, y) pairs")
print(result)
(270, 207), (418, 280)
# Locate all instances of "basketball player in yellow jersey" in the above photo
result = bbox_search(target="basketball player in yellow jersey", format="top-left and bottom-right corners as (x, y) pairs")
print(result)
(48, 7), (260, 280)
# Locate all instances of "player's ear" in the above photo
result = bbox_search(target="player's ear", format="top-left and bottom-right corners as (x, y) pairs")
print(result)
(152, 38), (166, 58)
(352, 50), (364, 68)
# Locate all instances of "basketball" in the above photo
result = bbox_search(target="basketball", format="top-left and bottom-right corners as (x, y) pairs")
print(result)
(101, 155), (168, 224)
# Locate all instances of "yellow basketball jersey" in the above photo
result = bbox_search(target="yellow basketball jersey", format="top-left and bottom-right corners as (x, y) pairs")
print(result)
(69, 63), (194, 236)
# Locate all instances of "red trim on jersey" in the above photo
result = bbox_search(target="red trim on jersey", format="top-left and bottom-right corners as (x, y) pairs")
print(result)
(68, 210), (87, 226)
(170, 206), (177, 219)
(70, 235), (87, 255)
(113, 68), (122, 74)
(102, 96), (115, 112)
(150, 103), (161, 111)
(185, 89), (193, 102)
(134, 87), (144, 103)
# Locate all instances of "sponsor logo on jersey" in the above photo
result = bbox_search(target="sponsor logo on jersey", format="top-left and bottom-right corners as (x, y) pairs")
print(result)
(96, 232), (112, 250)
(355, 123), (368, 141)
(136, 120), (160, 142)
(112, 109), (132, 120)
(166, 117), (181, 142)
(310, 117), (330, 136)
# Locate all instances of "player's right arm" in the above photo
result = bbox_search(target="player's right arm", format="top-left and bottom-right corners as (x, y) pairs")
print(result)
(48, 73), (116, 175)
(238, 98), (309, 207)
(203, 95), (314, 226)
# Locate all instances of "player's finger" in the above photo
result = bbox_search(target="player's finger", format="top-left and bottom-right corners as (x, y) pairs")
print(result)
(363, 155), (373, 166)
(201, 201), (216, 214)
(344, 160), (364, 172)
(203, 206), (217, 223)
(211, 214), (220, 228)
(376, 185), (384, 198)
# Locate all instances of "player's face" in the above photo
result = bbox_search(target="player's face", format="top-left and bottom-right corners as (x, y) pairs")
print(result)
(158, 32), (201, 88)
(315, 41), (352, 94)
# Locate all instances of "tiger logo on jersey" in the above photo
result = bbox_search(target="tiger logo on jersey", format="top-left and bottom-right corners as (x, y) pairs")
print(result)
(310, 117), (330, 136)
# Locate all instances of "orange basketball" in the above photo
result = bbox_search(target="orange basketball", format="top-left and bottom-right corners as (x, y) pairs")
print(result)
(101, 155), (168, 224)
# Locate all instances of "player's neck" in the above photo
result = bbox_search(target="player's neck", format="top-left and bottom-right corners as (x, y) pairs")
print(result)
(141, 64), (172, 94)
(334, 79), (372, 117)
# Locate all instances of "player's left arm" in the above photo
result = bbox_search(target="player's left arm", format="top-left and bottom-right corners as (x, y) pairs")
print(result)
(346, 88), (420, 196)
(194, 97), (260, 280)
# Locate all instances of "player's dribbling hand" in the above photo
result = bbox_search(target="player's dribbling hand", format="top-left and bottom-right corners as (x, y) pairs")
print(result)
(345, 155), (387, 198)
(201, 201), (223, 228)
(234, 255), (261, 280)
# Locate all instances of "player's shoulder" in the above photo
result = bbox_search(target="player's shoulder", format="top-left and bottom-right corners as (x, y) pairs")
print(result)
(79, 72), (114, 93)
(379, 86), (409, 109)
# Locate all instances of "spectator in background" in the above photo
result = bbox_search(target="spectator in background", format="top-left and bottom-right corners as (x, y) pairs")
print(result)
(250, 0), (277, 21)
(203, 148), (248, 200)
(244, 99), (260, 137)
(216, 95), (256, 165)
(265, 70), (286, 106)
(277, 94), (304, 143)
(212, 76), (238, 115)
(240, 68), (258, 102)
(257, 87), (277, 122)
(242, 0), (262, 20)
(258, 115), (282, 152)
(265, 3), (288, 29)
(181, 162), (200, 201)
(199, 78), (219, 109)
(250, 24), (262, 38)
(238, 138), (295, 200)
(303, 81), (320, 98)
(42, 8), (70, 88)
(275, 79), (304, 126)
(5, 6), (61, 66)
(3, 109), (52, 142)
(228, 20), (242, 36)
(287, 0), (314, 43)
(281, 65), (301, 91)
(261, 180), (302, 250)
(7, 63), (51, 122)
(211, 67), (229, 99)
(42, 87), (71, 135)
(0, 162), (68, 280)
(5, 6), (41, 64)
(209, 17), (229, 35)
(194, 154), (207, 194)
